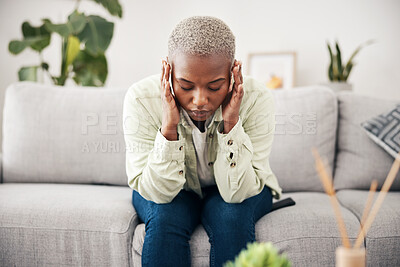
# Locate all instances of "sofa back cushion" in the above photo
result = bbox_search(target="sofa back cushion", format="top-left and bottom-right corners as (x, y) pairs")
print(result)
(2, 82), (338, 190)
(270, 86), (337, 192)
(2, 82), (128, 185)
(334, 92), (400, 190)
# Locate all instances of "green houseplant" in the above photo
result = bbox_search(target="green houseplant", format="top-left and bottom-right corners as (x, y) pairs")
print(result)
(224, 242), (291, 267)
(326, 39), (374, 92)
(327, 39), (374, 82)
(8, 0), (122, 87)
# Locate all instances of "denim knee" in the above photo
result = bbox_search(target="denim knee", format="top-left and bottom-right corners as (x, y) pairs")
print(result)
(208, 204), (255, 237)
(146, 203), (194, 233)
(143, 191), (201, 237)
(137, 190), (201, 267)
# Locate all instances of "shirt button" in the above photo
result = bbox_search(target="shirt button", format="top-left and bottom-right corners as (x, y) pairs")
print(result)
(179, 170), (184, 175)
(179, 146), (183, 151)
(208, 162), (214, 166)
(230, 162), (236, 168)
(227, 140), (233, 146)
(208, 133), (214, 138)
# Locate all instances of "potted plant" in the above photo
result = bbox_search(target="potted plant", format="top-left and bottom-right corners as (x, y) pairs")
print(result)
(326, 39), (374, 92)
(224, 242), (291, 267)
(8, 0), (122, 87)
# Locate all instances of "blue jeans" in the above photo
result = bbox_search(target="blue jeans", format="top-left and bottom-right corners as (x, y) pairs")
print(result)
(131, 185), (273, 267)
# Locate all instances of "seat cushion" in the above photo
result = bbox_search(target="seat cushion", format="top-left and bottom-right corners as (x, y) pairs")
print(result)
(132, 192), (362, 267)
(337, 190), (400, 266)
(0, 183), (138, 266)
(270, 86), (337, 192)
(2, 82), (128, 186)
(334, 92), (400, 190)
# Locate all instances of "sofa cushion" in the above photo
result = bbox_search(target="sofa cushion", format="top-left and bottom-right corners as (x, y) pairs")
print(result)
(132, 192), (362, 266)
(0, 183), (137, 266)
(2, 82), (128, 185)
(270, 86), (337, 192)
(337, 190), (400, 266)
(334, 93), (400, 190)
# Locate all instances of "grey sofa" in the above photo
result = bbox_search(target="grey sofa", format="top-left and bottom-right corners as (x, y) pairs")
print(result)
(0, 82), (399, 267)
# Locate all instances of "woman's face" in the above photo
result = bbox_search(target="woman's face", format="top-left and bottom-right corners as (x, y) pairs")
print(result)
(170, 53), (233, 122)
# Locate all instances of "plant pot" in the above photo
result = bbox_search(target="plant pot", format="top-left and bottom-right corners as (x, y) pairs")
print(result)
(335, 246), (366, 267)
(322, 82), (353, 93)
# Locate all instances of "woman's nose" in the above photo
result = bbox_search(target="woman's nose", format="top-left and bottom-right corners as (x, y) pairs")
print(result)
(192, 89), (208, 107)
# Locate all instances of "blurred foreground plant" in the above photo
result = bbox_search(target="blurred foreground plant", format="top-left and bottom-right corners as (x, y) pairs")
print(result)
(224, 242), (291, 267)
(8, 0), (122, 86)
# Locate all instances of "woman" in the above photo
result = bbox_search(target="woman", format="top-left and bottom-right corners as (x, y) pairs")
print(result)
(123, 16), (282, 267)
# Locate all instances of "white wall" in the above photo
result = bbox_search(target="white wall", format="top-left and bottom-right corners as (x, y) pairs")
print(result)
(1, 0), (399, 150)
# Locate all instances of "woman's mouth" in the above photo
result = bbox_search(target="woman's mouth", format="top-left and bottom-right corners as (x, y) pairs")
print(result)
(189, 110), (209, 120)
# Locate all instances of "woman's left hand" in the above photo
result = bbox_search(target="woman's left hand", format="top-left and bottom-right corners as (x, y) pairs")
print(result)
(222, 60), (244, 134)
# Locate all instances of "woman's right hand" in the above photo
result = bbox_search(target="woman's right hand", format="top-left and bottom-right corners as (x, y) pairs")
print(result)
(160, 59), (180, 141)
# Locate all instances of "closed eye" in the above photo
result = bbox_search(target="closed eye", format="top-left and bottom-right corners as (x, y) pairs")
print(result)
(179, 85), (220, 91)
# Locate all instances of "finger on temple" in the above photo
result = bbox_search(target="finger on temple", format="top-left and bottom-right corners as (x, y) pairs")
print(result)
(161, 60), (165, 82)
(234, 65), (240, 86)
(235, 61), (242, 84)
(229, 72), (234, 92)
(239, 63), (243, 84)
(166, 64), (170, 82)
(163, 62), (168, 82)
(238, 84), (243, 94)
(165, 79), (172, 98)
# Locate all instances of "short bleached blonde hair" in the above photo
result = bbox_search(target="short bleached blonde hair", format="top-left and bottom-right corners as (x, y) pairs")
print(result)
(168, 16), (236, 63)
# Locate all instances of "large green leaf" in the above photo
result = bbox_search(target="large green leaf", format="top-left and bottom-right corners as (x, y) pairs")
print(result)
(9, 36), (48, 54)
(72, 49), (108, 86)
(8, 22), (51, 54)
(43, 11), (86, 38)
(18, 66), (39, 81)
(59, 35), (81, 84)
(78, 15), (114, 56)
(92, 0), (122, 18)
(21, 22), (51, 52)
(66, 35), (81, 68)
